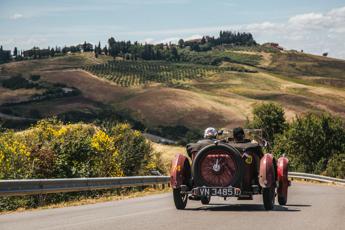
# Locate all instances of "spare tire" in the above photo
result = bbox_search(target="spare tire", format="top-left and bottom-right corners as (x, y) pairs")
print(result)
(192, 143), (243, 187)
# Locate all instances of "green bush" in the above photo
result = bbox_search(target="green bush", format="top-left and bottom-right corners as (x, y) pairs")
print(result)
(0, 118), (162, 211)
(324, 153), (345, 179)
(0, 131), (31, 179)
(1, 75), (38, 90)
(30, 75), (41, 81)
(273, 113), (345, 173)
(0, 118), (159, 180)
(247, 103), (286, 144)
(110, 123), (152, 176)
(179, 49), (261, 66)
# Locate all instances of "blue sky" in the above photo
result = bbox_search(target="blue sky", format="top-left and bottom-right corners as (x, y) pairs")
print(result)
(1, 0), (345, 58)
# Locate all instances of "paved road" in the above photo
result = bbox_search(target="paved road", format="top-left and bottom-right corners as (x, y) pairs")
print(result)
(1, 182), (344, 230)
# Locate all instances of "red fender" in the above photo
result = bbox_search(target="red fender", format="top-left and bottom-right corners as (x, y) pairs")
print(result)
(277, 156), (289, 202)
(259, 153), (276, 188)
(170, 154), (191, 189)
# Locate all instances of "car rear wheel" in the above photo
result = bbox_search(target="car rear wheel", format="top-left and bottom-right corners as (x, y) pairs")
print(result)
(192, 144), (243, 187)
(263, 186), (275, 210)
(277, 178), (288, 205)
(278, 195), (287, 205)
(201, 196), (211, 205)
(173, 188), (188, 210)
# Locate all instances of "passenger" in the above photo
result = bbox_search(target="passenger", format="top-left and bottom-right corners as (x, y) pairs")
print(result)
(203, 127), (218, 141)
(186, 127), (218, 158)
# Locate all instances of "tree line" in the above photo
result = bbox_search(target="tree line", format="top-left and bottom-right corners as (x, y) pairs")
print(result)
(0, 30), (257, 63)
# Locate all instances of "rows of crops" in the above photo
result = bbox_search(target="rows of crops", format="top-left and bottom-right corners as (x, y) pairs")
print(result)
(83, 60), (229, 87)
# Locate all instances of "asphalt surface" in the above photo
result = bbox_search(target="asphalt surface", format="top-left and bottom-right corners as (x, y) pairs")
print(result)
(1, 182), (344, 230)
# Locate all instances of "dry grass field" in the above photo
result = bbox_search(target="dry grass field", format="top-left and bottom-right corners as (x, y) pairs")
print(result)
(0, 49), (344, 131)
(151, 142), (186, 170)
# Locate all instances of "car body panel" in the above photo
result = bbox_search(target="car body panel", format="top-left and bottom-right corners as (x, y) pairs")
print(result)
(277, 156), (289, 198)
(259, 153), (276, 188)
(170, 154), (191, 189)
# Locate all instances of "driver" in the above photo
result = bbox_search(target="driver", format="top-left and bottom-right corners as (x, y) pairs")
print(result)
(233, 127), (247, 143)
(186, 127), (218, 158)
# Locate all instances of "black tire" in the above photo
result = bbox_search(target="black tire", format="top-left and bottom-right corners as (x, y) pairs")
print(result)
(201, 196), (211, 205)
(277, 179), (288, 205)
(263, 187), (275, 210)
(173, 188), (188, 210)
(192, 143), (244, 187)
(278, 195), (287, 205)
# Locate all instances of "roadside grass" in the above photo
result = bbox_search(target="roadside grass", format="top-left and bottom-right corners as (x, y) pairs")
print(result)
(0, 186), (171, 215)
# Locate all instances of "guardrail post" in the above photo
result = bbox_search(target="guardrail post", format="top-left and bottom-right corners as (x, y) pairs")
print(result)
(38, 193), (45, 206)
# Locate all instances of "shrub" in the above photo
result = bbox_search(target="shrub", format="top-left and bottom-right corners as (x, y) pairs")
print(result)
(145, 151), (167, 175)
(247, 103), (286, 144)
(0, 119), (160, 211)
(51, 124), (96, 178)
(22, 119), (96, 178)
(324, 153), (345, 179)
(91, 130), (123, 177)
(110, 123), (152, 176)
(0, 131), (31, 179)
(1, 75), (38, 90)
(30, 75), (41, 81)
(274, 113), (345, 173)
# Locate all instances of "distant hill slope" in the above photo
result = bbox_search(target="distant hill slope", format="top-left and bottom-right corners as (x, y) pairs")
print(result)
(0, 48), (344, 131)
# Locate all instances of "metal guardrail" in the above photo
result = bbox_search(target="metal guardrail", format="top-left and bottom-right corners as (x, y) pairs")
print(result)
(288, 172), (345, 184)
(0, 173), (343, 197)
(0, 176), (170, 197)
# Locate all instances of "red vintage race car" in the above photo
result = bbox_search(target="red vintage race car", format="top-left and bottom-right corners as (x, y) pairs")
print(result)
(170, 129), (290, 210)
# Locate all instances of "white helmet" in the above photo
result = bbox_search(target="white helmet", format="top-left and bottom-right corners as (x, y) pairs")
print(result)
(204, 127), (218, 139)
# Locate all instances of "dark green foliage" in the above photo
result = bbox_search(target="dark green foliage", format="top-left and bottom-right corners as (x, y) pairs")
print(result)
(52, 126), (95, 178)
(179, 49), (261, 66)
(217, 31), (256, 46)
(2, 75), (39, 90)
(324, 153), (345, 178)
(273, 113), (345, 174)
(82, 41), (93, 52)
(183, 31), (256, 50)
(0, 46), (11, 63)
(178, 39), (185, 48)
(30, 75), (41, 81)
(13, 47), (18, 57)
(248, 103), (286, 143)
(109, 123), (152, 176)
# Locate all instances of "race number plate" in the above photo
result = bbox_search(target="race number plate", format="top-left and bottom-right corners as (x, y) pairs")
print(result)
(198, 187), (240, 197)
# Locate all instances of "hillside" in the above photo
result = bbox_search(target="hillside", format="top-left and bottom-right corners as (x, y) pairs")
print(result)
(0, 48), (344, 137)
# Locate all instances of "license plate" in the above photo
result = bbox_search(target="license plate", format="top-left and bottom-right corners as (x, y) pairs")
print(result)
(198, 187), (240, 197)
